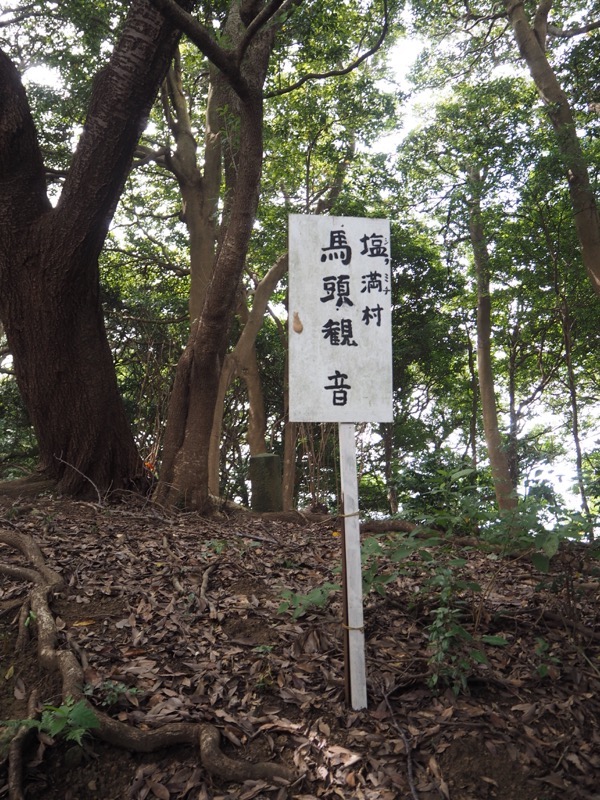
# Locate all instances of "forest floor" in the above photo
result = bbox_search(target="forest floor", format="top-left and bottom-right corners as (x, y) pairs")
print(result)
(0, 492), (599, 800)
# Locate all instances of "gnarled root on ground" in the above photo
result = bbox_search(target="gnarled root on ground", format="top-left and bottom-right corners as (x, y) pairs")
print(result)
(0, 528), (296, 800)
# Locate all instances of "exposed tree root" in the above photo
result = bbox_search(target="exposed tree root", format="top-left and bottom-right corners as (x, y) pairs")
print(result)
(0, 528), (297, 797)
(0, 475), (56, 499)
(7, 690), (38, 800)
(0, 597), (24, 620)
(253, 510), (422, 532)
(15, 599), (31, 652)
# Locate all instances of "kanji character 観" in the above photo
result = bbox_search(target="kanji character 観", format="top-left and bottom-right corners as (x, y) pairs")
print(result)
(322, 319), (358, 346)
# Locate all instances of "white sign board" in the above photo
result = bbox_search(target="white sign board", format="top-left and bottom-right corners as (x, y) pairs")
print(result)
(288, 215), (393, 423)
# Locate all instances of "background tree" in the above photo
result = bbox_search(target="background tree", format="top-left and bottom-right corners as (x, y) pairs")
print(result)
(397, 79), (540, 511)
(148, 0), (398, 510)
(0, 0), (598, 529)
(408, 0), (600, 296)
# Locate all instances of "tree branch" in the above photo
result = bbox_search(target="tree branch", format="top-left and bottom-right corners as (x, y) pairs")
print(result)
(548, 19), (600, 38)
(148, 0), (245, 94)
(266, 0), (389, 98)
(236, 0), (293, 64)
(533, 0), (552, 51)
(0, 4), (42, 28)
(133, 143), (169, 169)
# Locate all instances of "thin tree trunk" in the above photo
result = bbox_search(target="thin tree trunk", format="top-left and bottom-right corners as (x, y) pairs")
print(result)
(467, 168), (517, 512)
(463, 320), (479, 468)
(207, 254), (287, 494)
(281, 420), (297, 511)
(282, 335), (297, 511)
(380, 422), (398, 515)
(507, 321), (520, 487)
(558, 296), (593, 535)
(207, 335), (268, 495)
(538, 205), (593, 533)
(504, 0), (600, 296)
(162, 53), (223, 325)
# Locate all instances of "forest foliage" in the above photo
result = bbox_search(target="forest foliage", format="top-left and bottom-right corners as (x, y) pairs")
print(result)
(0, 0), (598, 539)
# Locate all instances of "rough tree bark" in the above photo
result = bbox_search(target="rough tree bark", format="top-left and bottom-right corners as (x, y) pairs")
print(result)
(504, 0), (600, 297)
(466, 168), (518, 512)
(0, 1), (194, 495)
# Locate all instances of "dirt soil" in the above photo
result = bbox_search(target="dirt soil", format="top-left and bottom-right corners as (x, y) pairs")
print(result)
(0, 493), (599, 800)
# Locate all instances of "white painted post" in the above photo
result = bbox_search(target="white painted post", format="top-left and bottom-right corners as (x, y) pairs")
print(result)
(339, 422), (367, 710)
(288, 214), (392, 711)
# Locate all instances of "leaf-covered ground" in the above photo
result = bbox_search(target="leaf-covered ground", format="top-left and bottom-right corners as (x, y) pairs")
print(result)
(1, 494), (599, 800)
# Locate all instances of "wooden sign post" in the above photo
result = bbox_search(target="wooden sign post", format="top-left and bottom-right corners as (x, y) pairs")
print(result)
(339, 422), (367, 709)
(288, 214), (392, 710)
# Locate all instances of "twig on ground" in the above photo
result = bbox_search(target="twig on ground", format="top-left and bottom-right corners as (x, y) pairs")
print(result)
(380, 684), (420, 800)
(234, 530), (279, 545)
(53, 455), (104, 505)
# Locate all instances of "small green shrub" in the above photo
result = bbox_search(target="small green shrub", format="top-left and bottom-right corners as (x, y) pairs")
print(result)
(2, 697), (99, 746)
(278, 582), (340, 618)
(83, 679), (141, 708)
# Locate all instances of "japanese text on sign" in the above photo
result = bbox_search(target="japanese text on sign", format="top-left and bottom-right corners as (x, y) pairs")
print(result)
(288, 215), (393, 423)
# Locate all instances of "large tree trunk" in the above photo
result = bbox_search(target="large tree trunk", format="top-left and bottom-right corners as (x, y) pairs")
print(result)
(154, 1), (276, 511)
(467, 168), (517, 512)
(0, 1), (191, 495)
(155, 100), (265, 510)
(1, 224), (143, 495)
(504, 0), (600, 296)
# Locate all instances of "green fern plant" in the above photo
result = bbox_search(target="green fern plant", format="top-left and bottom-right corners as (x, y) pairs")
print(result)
(2, 697), (99, 746)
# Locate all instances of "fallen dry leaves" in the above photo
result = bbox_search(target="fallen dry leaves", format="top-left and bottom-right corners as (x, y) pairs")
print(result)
(0, 495), (599, 800)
